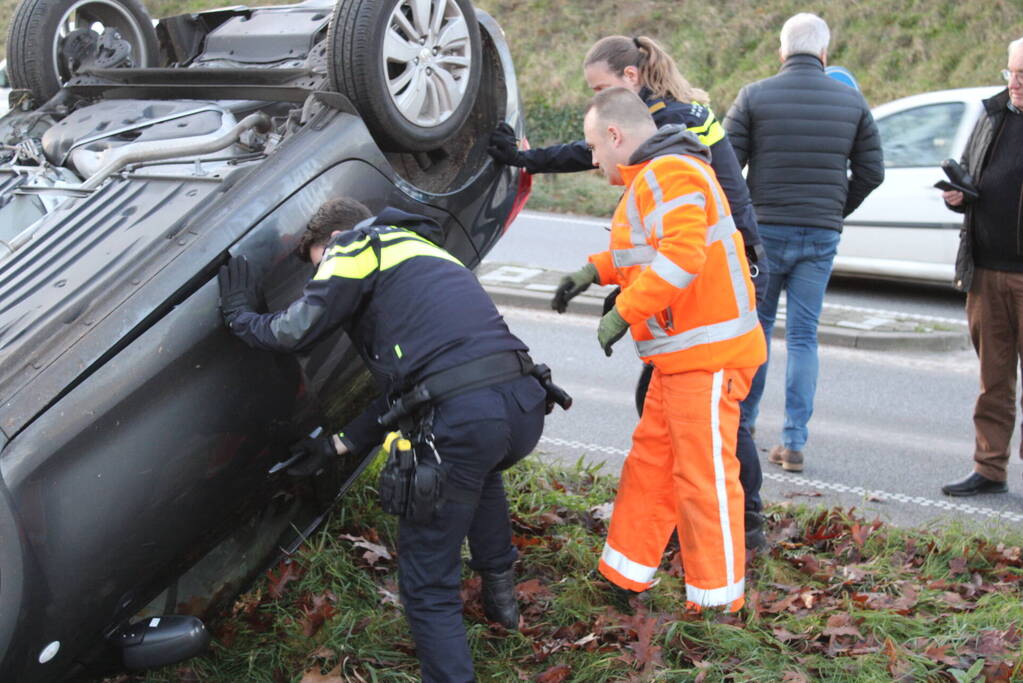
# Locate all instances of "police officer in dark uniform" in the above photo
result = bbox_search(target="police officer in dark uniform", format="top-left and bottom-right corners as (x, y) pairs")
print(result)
(219, 198), (562, 682)
(489, 34), (768, 551)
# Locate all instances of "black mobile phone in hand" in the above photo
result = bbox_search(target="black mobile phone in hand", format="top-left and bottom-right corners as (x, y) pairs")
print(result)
(935, 159), (979, 201)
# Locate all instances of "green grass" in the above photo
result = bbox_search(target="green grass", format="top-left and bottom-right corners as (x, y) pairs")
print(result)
(527, 171), (620, 218)
(121, 456), (1023, 683)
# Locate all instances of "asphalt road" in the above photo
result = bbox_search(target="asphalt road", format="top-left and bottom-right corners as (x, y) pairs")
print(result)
(492, 210), (1022, 533)
(490, 210), (967, 321)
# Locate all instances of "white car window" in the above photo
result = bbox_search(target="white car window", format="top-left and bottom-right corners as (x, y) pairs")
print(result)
(877, 102), (965, 168)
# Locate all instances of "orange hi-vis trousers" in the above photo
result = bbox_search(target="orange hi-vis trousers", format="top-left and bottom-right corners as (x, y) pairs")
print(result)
(598, 365), (755, 611)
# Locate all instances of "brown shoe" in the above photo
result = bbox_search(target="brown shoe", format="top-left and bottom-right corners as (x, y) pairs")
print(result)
(768, 446), (804, 472)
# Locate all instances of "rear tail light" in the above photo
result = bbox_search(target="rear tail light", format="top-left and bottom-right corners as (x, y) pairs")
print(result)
(501, 136), (532, 234)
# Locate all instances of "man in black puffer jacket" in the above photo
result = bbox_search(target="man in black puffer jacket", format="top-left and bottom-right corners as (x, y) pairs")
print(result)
(724, 12), (883, 473)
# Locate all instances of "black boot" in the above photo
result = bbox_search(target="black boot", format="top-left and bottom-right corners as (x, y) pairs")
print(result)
(745, 511), (768, 553)
(480, 567), (519, 630)
(607, 584), (640, 615)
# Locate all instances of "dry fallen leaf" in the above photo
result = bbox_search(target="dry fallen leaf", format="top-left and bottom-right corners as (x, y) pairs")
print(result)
(536, 663), (571, 683)
(267, 561), (303, 600)
(299, 666), (344, 683)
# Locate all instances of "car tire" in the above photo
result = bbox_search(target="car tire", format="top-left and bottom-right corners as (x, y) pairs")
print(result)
(6, 0), (159, 105)
(327, 0), (482, 152)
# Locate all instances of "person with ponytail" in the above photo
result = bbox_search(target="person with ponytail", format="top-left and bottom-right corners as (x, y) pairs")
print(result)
(489, 35), (769, 552)
(489, 36), (764, 298)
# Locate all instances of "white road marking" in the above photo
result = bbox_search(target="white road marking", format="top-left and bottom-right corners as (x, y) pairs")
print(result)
(518, 210), (607, 228)
(537, 436), (1023, 524)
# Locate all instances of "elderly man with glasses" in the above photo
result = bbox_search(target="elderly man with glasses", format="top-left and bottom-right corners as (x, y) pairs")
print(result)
(941, 37), (1023, 497)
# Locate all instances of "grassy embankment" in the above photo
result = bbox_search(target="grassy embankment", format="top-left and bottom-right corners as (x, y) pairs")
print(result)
(126, 456), (1023, 682)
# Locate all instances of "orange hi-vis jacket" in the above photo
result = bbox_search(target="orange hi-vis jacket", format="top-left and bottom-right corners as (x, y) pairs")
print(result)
(588, 127), (766, 374)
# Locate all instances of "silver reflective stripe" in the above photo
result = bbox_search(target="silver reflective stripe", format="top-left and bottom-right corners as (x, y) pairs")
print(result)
(686, 577), (746, 607)
(667, 154), (728, 218)
(601, 542), (658, 586)
(651, 252), (696, 289)
(706, 213), (737, 246)
(708, 370), (737, 592)
(644, 168), (664, 204)
(721, 233), (751, 318)
(635, 308), (760, 356)
(646, 192), (706, 240)
(626, 185), (647, 244)
(665, 154), (751, 319)
(645, 315), (669, 340)
(612, 245), (656, 268)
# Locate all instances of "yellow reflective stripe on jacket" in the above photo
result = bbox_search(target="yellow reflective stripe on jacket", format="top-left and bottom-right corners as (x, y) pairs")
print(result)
(313, 228), (462, 280)
(313, 243), (378, 280)
(648, 101), (667, 115)
(686, 105), (726, 147)
(378, 237), (463, 271)
(376, 228), (463, 268)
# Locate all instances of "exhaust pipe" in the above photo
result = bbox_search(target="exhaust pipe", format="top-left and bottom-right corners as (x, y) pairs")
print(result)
(79, 112), (272, 191)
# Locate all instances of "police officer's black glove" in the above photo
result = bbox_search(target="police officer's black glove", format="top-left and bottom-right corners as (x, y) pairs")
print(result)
(602, 287), (620, 316)
(286, 433), (340, 477)
(552, 263), (598, 313)
(745, 243), (770, 307)
(488, 123), (525, 167)
(218, 255), (261, 328)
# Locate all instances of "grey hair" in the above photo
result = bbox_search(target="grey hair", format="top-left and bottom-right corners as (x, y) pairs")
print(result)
(1010, 37), (1023, 58)
(779, 13), (830, 59)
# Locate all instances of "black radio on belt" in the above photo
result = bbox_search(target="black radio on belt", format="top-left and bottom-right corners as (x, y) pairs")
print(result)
(378, 433), (445, 523)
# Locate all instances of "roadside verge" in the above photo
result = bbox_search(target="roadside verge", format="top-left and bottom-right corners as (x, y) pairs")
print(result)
(479, 262), (970, 352)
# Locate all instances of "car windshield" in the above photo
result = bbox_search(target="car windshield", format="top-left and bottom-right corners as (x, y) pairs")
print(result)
(877, 101), (966, 168)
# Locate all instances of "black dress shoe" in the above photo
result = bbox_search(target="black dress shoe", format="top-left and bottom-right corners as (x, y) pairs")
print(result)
(480, 567), (519, 630)
(941, 472), (1008, 497)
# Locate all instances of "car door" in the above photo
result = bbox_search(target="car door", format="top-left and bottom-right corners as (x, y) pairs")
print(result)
(837, 94), (981, 283)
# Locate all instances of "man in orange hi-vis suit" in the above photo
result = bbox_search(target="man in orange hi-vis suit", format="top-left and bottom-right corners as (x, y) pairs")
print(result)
(553, 87), (767, 611)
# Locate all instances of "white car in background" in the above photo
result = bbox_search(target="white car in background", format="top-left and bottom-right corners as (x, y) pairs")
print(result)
(836, 86), (1003, 285)
(0, 61), (9, 116)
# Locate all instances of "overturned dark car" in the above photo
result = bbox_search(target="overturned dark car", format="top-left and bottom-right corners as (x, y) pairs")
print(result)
(0, 0), (530, 678)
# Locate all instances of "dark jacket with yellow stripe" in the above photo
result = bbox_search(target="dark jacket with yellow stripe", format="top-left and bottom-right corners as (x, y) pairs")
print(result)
(518, 87), (760, 247)
(228, 208), (527, 452)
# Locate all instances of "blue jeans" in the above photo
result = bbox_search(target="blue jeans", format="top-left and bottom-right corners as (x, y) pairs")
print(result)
(740, 224), (840, 452)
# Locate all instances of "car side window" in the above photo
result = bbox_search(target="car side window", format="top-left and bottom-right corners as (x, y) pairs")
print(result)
(876, 102), (966, 168)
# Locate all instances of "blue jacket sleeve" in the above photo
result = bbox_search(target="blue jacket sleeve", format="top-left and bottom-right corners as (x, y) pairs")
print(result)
(708, 135), (761, 247)
(337, 395), (389, 456)
(517, 140), (595, 174)
(228, 247), (375, 353)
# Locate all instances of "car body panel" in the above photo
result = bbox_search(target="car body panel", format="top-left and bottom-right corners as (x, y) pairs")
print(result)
(0, 2), (530, 679)
(836, 86), (1003, 284)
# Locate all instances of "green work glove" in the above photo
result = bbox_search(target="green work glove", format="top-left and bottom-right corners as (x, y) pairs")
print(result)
(597, 307), (629, 357)
(552, 263), (598, 313)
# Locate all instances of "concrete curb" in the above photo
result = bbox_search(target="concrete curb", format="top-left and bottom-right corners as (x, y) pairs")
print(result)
(483, 273), (970, 353)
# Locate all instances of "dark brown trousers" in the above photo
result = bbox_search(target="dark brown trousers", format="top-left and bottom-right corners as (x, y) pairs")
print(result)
(967, 268), (1023, 482)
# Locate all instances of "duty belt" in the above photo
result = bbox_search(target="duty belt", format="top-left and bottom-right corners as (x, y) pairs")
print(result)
(378, 350), (571, 428)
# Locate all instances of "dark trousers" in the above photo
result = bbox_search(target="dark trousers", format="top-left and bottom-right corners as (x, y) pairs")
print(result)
(398, 375), (546, 683)
(636, 364), (762, 514)
(966, 268), (1023, 482)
